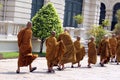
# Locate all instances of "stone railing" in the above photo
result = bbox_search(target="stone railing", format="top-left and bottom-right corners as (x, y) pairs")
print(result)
(0, 21), (25, 40)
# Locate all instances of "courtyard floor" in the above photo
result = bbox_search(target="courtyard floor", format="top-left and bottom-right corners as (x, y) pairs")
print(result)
(0, 56), (120, 80)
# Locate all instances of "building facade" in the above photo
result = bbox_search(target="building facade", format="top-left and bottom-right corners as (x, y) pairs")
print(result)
(1, 0), (120, 29)
(0, 0), (120, 52)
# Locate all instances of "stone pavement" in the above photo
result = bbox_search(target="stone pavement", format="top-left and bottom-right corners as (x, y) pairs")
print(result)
(0, 56), (120, 80)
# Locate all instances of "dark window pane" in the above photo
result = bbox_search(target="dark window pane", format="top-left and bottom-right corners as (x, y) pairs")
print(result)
(64, 0), (83, 28)
(31, 0), (44, 19)
(99, 3), (106, 25)
(111, 3), (120, 30)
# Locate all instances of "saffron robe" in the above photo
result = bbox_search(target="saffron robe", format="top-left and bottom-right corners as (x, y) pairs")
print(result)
(116, 40), (120, 62)
(99, 39), (111, 61)
(17, 28), (38, 67)
(109, 37), (117, 57)
(72, 40), (85, 64)
(58, 32), (76, 64)
(88, 41), (97, 64)
(46, 36), (60, 67)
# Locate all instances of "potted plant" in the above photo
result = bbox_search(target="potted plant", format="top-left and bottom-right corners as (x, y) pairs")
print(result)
(0, 3), (2, 9)
(73, 14), (84, 28)
(102, 19), (110, 29)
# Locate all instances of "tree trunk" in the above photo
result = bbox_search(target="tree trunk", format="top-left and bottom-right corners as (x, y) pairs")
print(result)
(40, 38), (45, 54)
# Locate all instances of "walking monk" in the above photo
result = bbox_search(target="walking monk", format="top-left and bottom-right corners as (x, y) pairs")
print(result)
(116, 34), (120, 65)
(99, 35), (111, 67)
(16, 21), (38, 73)
(45, 31), (61, 73)
(87, 36), (97, 68)
(109, 34), (117, 62)
(57, 29), (76, 70)
(71, 36), (86, 68)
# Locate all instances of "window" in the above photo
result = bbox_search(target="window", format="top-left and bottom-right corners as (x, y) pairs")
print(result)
(111, 3), (120, 30)
(64, 0), (83, 28)
(31, 0), (44, 19)
(99, 3), (106, 25)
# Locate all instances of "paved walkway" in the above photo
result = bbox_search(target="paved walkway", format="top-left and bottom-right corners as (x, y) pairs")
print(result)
(0, 56), (120, 80)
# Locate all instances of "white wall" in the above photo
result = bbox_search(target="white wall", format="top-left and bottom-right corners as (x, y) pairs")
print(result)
(14, 0), (32, 24)
(0, 40), (41, 52)
(83, 0), (100, 28)
(0, 0), (32, 24)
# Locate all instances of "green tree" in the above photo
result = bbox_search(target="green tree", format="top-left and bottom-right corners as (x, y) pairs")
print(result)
(32, 3), (63, 53)
(114, 9), (120, 35)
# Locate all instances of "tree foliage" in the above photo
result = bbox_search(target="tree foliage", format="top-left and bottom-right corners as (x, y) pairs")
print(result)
(102, 19), (110, 27)
(32, 2), (63, 39)
(114, 9), (120, 34)
(32, 2), (63, 53)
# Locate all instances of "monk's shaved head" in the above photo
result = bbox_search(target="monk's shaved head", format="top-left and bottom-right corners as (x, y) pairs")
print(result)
(51, 31), (56, 36)
(77, 36), (80, 41)
(27, 21), (32, 28)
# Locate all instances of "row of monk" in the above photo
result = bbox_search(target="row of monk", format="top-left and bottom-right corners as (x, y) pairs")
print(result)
(16, 21), (120, 74)
(45, 29), (120, 73)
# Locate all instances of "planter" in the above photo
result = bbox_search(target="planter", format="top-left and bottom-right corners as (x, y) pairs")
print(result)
(78, 24), (83, 28)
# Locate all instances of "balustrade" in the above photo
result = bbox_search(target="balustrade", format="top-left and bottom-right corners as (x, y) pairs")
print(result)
(0, 21), (25, 40)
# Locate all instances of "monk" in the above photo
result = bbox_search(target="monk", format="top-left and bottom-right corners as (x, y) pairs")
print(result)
(71, 36), (86, 68)
(57, 29), (76, 70)
(16, 21), (38, 73)
(87, 36), (97, 68)
(99, 35), (111, 67)
(109, 34), (117, 62)
(116, 34), (120, 65)
(45, 31), (61, 73)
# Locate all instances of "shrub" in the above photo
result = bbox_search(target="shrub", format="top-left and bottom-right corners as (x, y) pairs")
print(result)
(102, 19), (110, 27)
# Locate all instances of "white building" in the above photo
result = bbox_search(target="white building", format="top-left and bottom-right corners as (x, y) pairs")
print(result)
(0, 0), (120, 52)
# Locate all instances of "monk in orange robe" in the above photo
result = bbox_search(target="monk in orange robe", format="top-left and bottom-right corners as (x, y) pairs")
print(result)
(71, 36), (86, 68)
(57, 29), (76, 70)
(99, 35), (111, 67)
(116, 34), (120, 65)
(16, 21), (38, 73)
(109, 34), (117, 62)
(87, 36), (97, 68)
(45, 31), (61, 73)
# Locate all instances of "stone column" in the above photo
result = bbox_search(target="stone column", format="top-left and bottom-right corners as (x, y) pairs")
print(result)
(83, 0), (100, 28)
(82, 0), (90, 28)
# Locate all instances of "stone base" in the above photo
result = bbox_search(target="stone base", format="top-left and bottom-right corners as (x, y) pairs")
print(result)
(0, 40), (41, 52)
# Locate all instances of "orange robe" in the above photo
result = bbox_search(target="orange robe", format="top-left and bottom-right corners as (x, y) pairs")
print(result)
(72, 40), (85, 64)
(17, 28), (38, 67)
(88, 41), (97, 64)
(46, 36), (60, 67)
(99, 39), (111, 61)
(109, 37), (117, 57)
(116, 40), (120, 62)
(58, 32), (76, 64)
